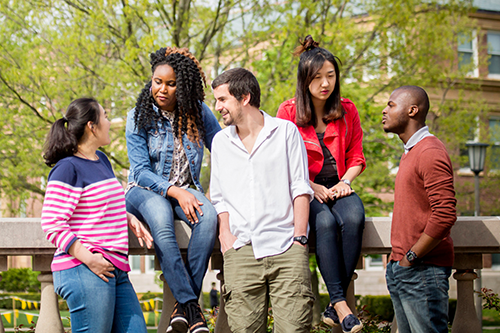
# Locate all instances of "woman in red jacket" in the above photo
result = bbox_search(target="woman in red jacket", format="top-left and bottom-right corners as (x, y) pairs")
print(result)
(277, 35), (365, 333)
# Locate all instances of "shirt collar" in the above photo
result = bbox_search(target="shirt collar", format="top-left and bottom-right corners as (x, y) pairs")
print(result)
(225, 111), (278, 155)
(226, 111), (277, 140)
(404, 126), (433, 154)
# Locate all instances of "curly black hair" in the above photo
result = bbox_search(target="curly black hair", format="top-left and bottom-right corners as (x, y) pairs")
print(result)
(134, 47), (206, 144)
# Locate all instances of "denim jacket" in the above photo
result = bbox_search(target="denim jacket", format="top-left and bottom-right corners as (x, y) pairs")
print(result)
(126, 102), (221, 195)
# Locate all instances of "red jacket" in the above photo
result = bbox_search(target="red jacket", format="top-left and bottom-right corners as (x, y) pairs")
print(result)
(277, 98), (366, 181)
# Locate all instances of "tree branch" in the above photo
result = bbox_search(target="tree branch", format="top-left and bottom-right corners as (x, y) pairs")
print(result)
(0, 72), (50, 123)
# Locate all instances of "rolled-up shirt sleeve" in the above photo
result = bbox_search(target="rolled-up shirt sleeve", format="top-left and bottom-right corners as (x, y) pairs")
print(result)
(285, 122), (314, 202)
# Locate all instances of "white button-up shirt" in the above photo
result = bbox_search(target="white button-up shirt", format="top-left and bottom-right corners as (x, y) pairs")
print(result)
(210, 111), (313, 259)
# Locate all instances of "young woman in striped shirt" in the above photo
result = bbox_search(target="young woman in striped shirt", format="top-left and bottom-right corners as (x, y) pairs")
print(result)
(41, 98), (153, 333)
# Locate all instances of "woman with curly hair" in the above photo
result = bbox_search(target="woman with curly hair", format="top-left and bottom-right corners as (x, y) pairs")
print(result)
(125, 47), (221, 333)
(277, 36), (365, 333)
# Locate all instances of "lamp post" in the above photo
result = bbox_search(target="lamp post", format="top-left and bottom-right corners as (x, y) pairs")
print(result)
(466, 142), (489, 216)
(466, 141), (489, 327)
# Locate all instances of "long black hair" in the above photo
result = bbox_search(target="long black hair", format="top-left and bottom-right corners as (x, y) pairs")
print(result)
(134, 47), (206, 144)
(43, 98), (101, 167)
(294, 35), (343, 127)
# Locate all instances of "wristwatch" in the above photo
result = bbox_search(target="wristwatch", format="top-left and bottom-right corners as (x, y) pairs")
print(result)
(341, 179), (351, 187)
(293, 236), (308, 245)
(406, 249), (421, 264)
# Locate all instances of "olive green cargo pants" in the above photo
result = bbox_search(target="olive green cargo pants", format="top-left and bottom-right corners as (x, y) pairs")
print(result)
(222, 244), (314, 333)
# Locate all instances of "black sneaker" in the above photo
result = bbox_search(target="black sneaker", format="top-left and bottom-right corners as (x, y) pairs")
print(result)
(340, 314), (363, 333)
(185, 301), (209, 333)
(321, 304), (340, 327)
(166, 302), (188, 333)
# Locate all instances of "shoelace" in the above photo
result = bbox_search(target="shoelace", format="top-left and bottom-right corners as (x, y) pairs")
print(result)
(186, 302), (204, 325)
(324, 306), (339, 322)
(342, 314), (358, 329)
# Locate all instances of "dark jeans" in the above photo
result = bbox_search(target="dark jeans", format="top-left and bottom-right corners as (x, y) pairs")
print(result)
(309, 193), (365, 305)
(386, 261), (451, 333)
(125, 186), (217, 304)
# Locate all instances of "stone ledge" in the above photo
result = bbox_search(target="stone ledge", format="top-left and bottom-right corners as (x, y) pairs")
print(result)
(0, 216), (498, 269)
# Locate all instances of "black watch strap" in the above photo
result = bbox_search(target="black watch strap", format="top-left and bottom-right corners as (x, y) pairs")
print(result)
(406, 250), (421, 264)
(293, 236), (308, 245)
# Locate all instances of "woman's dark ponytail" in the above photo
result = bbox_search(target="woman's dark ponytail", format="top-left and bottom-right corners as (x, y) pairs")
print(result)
(43, 98), (101, 167)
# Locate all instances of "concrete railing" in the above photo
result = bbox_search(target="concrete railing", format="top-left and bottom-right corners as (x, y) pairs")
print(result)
(0, 216), (499, 333)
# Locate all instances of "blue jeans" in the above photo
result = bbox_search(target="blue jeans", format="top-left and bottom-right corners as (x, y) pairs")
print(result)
(386, 261), (451, 333)
(125, 186), (217, 304)
(309, 193), (365, 305)
(53, 264), (147, 333)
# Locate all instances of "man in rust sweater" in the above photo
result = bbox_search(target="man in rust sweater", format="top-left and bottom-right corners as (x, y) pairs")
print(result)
(382, 85), (456, 333)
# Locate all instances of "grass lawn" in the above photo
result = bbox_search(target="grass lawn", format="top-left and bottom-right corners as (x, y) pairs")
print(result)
(484, 308), (500, 327)
(2, 308), (498, 332)
(1, 309), (70, 328)
(1, 309), (160, 329)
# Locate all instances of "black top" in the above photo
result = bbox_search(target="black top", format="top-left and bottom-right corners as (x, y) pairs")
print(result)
(315, 132), (339, 186)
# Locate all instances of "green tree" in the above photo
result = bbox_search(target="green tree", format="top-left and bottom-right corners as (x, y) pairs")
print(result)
(249, 0), (486, 216)
(0, 0), (489, 216)
(0, 268), (40, 292)
(0, 0), (258, 213)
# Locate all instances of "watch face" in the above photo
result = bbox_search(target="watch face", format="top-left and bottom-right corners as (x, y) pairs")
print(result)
(406, 251), (417, 262)
(295, 236), (308, 245)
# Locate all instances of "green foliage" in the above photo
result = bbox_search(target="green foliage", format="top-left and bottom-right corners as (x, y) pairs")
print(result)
(483, 308), (500, 327)
(358, 305), (393, 332)
(358, 295), (458, 326)
(477, 288), (500, 312)
(0, 0), (490, 216)
(250, 0), (485, 216)
(0, 0), (250, 212)
(0, 269), (40, 293)
(358, 295), (394, 322)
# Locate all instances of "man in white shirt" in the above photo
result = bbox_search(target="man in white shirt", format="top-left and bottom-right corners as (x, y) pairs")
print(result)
(210, 68), (315, 332)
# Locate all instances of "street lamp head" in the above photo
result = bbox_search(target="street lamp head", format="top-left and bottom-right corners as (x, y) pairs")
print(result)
(466, 142), (489, 174)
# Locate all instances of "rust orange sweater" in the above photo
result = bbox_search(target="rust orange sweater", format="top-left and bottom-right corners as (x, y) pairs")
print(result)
(391, 136), (456, 266)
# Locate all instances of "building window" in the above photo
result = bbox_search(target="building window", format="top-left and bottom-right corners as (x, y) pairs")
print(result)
(487, 31), (500, 77)
(458, 33), (477, 76)
(130, 255), (141, 273)
(458, 34), (474, 69)
(129, 255), (155, 274)
(492, 254), (500, 270)
(364, 254), (384, 271)
(490, 117), (500, 171)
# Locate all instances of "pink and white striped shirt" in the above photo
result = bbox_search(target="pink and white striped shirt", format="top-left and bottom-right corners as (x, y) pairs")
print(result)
(41, 151), (130, 272)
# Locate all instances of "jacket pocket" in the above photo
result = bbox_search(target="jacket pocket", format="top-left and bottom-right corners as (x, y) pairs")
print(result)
(147, 128), (167, 162)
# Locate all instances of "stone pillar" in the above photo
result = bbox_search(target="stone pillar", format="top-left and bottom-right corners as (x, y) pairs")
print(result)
(0, 273), (4, 333)
(451, 270), (481, 333)
(35, 272), (64, 333)
(346, 272), (359, 316)
(332, 272), (359, 333)
(391, 316), (398, 333)
(214, 271), (230, 333)
(158, 274), (176, 333)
